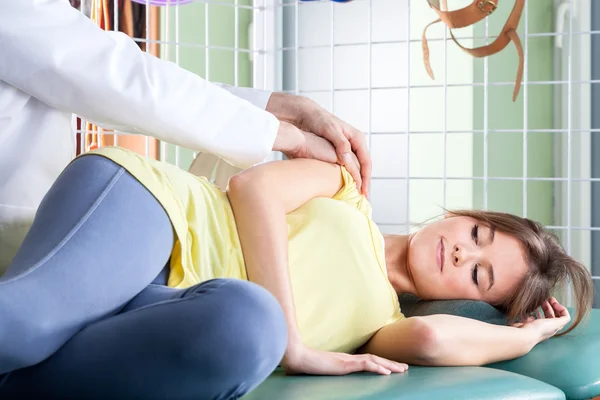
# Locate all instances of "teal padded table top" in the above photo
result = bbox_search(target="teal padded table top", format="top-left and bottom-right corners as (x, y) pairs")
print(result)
(243, 366), (565, 400)
(489, 308), (600, 400)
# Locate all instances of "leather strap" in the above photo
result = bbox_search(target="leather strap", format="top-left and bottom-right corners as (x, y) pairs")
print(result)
(422, 0), (525, 102)
(429, 0), (498, 29)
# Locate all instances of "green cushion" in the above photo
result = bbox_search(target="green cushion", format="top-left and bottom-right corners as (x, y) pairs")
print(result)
(398, 293), (507, 326)
(488, 308), (600, 400)
(243, 366), (565, 400)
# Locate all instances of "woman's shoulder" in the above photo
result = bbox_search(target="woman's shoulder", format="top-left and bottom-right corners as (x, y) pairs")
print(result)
(331, 166), (374, 216)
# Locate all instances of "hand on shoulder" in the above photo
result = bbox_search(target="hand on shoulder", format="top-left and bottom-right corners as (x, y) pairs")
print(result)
(268, 93), (370, 196)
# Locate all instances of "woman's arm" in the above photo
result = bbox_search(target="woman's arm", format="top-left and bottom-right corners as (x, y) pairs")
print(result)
(361, 315), (536, 366)
(226, 159), (343, 354)
(226, 158), (407, 375)
(361, 299), (571, 366)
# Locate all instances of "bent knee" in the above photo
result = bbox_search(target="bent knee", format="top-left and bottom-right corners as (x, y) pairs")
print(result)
(212, 279), (288, 360)
(185, 279), (287, 381)
(222, 280), (285, 322)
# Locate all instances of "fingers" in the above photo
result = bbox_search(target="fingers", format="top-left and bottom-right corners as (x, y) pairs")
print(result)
(344, 354), (408, 376)
(327, 123), (353, 157)
(354, 141), (372, 197)
(549, 297), (570, 319)
(541, 300), (555, 318)
(348, 128), (372, 197)
(537, 298), (571, 340)
(360, 360), (392, 375)
(346, 153), (362, 183)
(366, 354), (408, 373)
(300, 112), (371, 196)
(341, 152), (363, 194)
(325, 123), (361, 192)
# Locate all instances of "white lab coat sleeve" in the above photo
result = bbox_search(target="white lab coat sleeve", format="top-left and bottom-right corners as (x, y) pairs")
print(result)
(0, 0), (279, 169)
(213, 83), (273, 110)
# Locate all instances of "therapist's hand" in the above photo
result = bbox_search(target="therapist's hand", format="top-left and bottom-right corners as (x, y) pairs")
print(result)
(273, 122), (360, 182)
(267, 93), (371, 196)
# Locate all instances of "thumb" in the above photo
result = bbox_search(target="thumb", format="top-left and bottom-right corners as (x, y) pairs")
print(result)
(330, 135), (352, 164)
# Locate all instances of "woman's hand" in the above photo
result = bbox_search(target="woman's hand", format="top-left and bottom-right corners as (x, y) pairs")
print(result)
(282, 344), (408, 376)
(511, 297), (571, 344)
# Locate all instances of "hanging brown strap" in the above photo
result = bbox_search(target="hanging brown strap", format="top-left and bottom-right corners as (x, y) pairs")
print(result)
(421, 0), (447, 79)
(422, 0), (525, 102)
(429, 0), (497, 29)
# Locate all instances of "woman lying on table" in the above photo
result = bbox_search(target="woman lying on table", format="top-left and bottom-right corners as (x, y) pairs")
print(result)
(0, 146), (592, 399)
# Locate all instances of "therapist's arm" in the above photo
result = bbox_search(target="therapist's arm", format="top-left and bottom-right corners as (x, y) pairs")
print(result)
(212, 83), (273, 110)
(0, 0), (275, 168)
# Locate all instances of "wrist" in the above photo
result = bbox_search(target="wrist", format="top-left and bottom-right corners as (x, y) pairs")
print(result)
(520, 325), (541, 354)
(266, 92), (313, 126)
(281, 337), (305, 370)
(272, 121), (305, 155)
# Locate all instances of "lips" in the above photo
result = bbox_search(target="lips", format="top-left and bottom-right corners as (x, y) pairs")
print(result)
(437, 238), (445, 272)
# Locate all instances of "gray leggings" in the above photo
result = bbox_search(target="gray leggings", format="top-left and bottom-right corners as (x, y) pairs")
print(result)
(0, 155), (287, 399)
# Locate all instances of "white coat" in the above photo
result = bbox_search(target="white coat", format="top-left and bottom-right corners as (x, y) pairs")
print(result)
(0, 0), (280, 272)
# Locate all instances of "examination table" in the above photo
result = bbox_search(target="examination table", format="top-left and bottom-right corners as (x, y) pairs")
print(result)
(244, 295), (600, 400)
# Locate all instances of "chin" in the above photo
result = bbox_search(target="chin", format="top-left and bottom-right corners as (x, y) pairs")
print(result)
(408, 235), (438, 272)
(407, 267), (437, 300)
(408, 258), (439, 282)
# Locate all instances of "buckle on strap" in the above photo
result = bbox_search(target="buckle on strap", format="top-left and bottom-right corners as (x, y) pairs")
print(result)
(478, 0), (497, 15)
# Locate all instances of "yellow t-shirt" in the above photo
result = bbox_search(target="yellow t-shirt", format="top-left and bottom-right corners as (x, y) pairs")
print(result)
(86, 146), (404, 353)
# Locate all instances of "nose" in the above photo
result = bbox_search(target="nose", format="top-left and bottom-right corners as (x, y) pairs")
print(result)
(452, 244), (475, 267)
(452, 245), (460, 266)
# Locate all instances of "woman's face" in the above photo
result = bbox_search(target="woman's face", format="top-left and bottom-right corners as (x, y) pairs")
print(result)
(407, 215), (529, 305)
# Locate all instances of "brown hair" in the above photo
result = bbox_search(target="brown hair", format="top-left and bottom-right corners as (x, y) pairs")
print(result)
(448, 209), (594, 335)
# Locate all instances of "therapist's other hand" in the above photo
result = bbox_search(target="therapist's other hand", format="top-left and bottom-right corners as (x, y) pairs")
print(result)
(273, 122), (360, 177)
(267, 93), (371, 196)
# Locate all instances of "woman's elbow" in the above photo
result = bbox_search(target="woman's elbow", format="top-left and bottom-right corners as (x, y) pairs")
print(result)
(227, 171), (250, 191)
(227, 170), (261, 197)
(408, 317), (442, 365)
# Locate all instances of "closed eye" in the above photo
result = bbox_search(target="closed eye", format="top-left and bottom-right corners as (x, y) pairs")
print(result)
(472, 265), (479, 286)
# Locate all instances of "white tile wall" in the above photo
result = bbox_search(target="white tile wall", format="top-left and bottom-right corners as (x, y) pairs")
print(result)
(284, 0), (474, 228)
